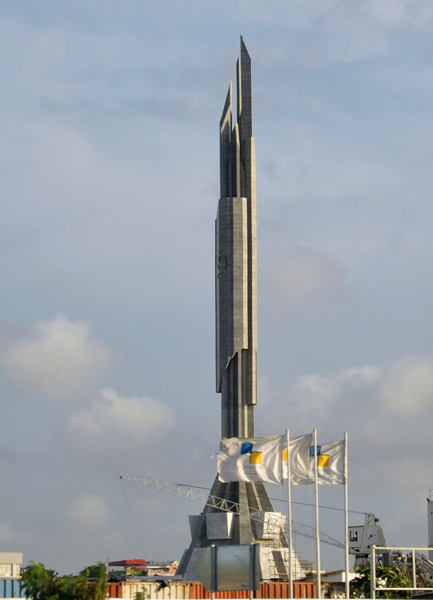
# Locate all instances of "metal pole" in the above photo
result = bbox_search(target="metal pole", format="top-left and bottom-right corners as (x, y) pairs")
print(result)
(211, 544), (217, 600)
(412, 548), (416, 590)
(314, 429), (321, 599)
(344, 432), (349, 599)
(249, 543), (258, 600)
(371, 546), (376, 600)
(286, 429), (294, 599)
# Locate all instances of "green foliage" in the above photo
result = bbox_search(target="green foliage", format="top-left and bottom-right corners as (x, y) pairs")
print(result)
(133, 589), (151, 600)
(79, 562), (107, 600)
(79, 562), (107, 580)
(21, 561), (107, 600)
(82, 562), (107, 600)
(134, 585), (154, 600)
(21, 563), (59, 600)
(350, 564), (412, 598)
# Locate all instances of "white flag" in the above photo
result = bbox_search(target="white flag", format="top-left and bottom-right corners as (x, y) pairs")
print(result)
(283, 433), (314, 485)
(310, 440), (345, 484)
(218, 435), (284, 484)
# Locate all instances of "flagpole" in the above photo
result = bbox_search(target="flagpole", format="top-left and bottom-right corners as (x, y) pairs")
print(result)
(286, 429), (293, 599)
(314, 428), (321, 599)
(344, 432), (349, 599)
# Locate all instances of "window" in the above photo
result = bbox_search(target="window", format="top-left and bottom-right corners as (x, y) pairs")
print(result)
(0, 564), (13, 577)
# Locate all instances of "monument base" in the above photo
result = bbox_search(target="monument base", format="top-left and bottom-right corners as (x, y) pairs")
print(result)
(176, 477), (305, 581)
(178, 544), (305, 582)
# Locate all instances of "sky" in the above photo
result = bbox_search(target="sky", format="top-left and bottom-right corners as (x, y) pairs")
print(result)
(1, 0), (433, 576)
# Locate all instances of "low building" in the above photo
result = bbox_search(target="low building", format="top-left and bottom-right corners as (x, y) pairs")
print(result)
(321, 569), (357, 598)
(0, 552), (24, 599)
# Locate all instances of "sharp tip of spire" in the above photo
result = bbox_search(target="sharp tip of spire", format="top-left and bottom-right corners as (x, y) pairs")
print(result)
(220, 82), (232, 124)
(240, 36), (251, 61)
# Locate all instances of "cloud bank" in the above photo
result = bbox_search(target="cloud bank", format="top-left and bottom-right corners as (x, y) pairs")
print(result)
(0, 315), (113, 400)
(67, 493), (114, 530)
(66, 388), (176, 453)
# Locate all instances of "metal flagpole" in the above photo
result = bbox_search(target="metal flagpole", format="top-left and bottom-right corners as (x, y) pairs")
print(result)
(286, 429), (294, 599)
(314, 428), (321, 599)
(344, 432), (349, 599)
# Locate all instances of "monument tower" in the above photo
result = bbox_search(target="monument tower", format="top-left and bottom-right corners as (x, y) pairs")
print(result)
(178, 38), (301, 581)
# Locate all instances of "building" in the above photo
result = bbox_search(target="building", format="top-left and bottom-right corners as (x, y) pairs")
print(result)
(0, 553), (22, 578)
(0, 552), (23, 599)
(145, 561), (179, 577)
(108, 559), (147, 577)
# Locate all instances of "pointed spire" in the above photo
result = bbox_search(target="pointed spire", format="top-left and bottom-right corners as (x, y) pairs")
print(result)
(219, 82), (232, 198)
(220, 82), (232, 128)
(240, 35), (251, 63)
(238, 36), (252, 138)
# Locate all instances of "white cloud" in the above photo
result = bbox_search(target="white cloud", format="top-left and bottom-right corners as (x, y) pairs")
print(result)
(67, 493), (113, 529)
(261, 353), (433, 452)
(67, 388), (175, 447)
(273, 355), (433, 434)
(283, 364), (381, 432)
(262, 354), (433, 489)
(261, 246), (346, 312)
(0, 315), (113, 400)
(379, 355), (433, 415)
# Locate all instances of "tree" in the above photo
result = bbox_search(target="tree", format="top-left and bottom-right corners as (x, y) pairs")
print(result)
(21, 561), (107, 600)
(20, 562), (59, 600)
(79, 562), (107, 600)
(79, 562), (107, 580)
(350, 564), (412, 598)
(86, 562), (107, 600)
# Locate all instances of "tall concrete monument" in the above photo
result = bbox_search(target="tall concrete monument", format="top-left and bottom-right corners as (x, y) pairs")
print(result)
(178, 38), (303, 582)
(217, 37), (257, 440)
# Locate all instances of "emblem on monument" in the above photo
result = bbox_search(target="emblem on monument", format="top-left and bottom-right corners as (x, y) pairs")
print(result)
(217, 251), (230, 278)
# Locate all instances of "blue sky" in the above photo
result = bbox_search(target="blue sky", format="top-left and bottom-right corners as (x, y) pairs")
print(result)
(2, 0), (433, 575)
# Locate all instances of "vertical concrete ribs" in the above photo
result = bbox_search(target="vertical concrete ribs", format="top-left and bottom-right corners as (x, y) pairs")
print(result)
(216, 37), (257, 441)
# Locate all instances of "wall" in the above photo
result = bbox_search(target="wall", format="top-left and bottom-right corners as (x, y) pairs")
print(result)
(0, 578), (24, 599)
(108, 580), (317, 599)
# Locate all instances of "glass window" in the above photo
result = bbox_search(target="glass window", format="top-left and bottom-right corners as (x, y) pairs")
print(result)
(0, 564), (13, 576)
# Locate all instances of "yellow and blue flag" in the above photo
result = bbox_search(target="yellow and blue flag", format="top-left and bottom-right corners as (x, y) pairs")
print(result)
(309, 440), (345, 484)
(218, 435), (284, 484)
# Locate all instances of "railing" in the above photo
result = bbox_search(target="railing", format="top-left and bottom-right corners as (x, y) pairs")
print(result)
(370, 545), (433, 598)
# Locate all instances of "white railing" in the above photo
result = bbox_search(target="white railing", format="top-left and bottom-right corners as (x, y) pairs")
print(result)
(370, 545), (433, 598)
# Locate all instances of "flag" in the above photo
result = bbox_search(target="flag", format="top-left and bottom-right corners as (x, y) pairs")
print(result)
(282, 433), (314, 485)
(218, 435), (284, 484)
(309, 439), (345, 484)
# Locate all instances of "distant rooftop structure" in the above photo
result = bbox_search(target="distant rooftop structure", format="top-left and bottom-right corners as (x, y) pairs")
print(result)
(146, 561), (178, 577)
(108, 559), (147, 568)
(108, 559), (147, 577)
